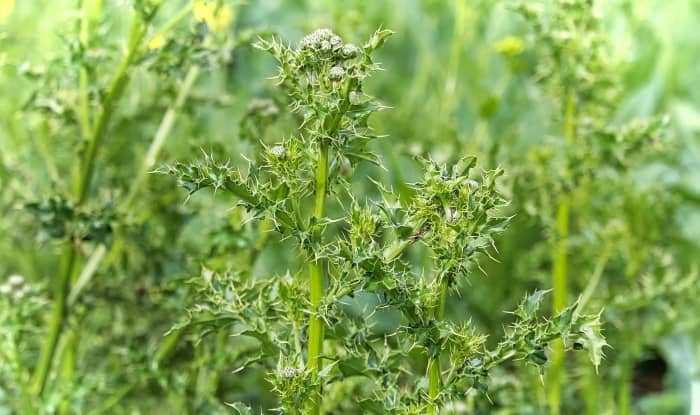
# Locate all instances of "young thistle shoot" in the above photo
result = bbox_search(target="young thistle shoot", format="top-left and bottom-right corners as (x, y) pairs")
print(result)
(163, 27), (605, 414)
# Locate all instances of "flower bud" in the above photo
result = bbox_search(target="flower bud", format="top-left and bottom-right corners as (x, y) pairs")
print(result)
(342, 44), (360, 58)
(281, 366), (297, 378)
(270, 145), (286, 159)
(298, 28), (338, 51)
(320, 40), (331, 52)
(331, 35), (342, 48)
(329, 66), (345, 81)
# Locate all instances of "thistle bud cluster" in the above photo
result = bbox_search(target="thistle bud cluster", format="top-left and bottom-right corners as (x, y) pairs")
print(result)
(295, 28), (363, 85)
(298, 28), (342, 52)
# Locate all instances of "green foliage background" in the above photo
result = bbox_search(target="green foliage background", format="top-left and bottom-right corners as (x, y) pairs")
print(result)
(1, 0), (699, 413)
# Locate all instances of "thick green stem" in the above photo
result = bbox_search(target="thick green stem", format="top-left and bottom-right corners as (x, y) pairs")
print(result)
(58, 328), (78, 415)
(31, 0), (96, 397)
(74, 14), (146, 203)
(427, 280), (448, 414)
(30, 245), (77, 396)
(31, 10), (148, 397)
(583, 356), (600, 415)
(305, 77), (356, 415)
(307, 141), (329, 415)
(59, 2), (101, 399)
(547, 89), (575, 415)
(577, 251), (609, 415)
(552, 197), (570, 314)
(618, 361), (632, 415)
(547, 189), (570, 415)
(78, 1), (92, 145)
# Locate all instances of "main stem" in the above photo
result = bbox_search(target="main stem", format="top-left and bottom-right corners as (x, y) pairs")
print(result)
(31, 11), (147, 397)
(307, 141), (329, 415)
(427, 279), (448, 414)
(305, 78), (355, 414)
(582, 355), (600, 415)
(58, 2), (98, 404)
(75, 15), (146, 204)
(30, 244), (77, 396)
(547, 90), (576, 415)
(77, 0), (92, 147)
(617, 360), (632, 415)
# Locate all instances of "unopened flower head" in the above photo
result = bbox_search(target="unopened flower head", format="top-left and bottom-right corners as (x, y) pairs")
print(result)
(281, 366), (297, 379)
(270, 145), (286, 158)
(298, 28), (340, 51)
(328, 66), (345, 80)
(342, 44), (360, 58)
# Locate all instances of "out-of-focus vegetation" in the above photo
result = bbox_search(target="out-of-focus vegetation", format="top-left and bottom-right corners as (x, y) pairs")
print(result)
(0, 0), (699, 414)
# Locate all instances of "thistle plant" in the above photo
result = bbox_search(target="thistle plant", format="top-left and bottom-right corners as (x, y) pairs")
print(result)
(507, 1), (699, 413)
(4, 1), (700, 414)
(163, 27), (605, 414)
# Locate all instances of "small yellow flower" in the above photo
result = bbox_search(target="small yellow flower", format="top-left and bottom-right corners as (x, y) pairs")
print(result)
(193, 1), (234, 34)
(148, 34), (167, 50)
(211, 5), (233, 33)
(495, 36), (525, 56)
(0, 0), (16, 21)
(193, 0), (215, 23)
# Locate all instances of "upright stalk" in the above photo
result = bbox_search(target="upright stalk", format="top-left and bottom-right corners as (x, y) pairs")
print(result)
(125, 65), (201, 206)
(617, 361), (632, 415)
(579, 250), (609, 415)
(305, 78), (355, 414)
(441, 0), (469, 117)
(74, 14), (147, 203)
(427, 280), (448, 414)
(59, 1), (98, 402)
(78, 0), (93, 145)
(31, 10), (149, 397)
(307, 141), (329, 415)
(547, 90), (575, 415)
(30, 244), (77, 396)
(583, 356), (600, 415)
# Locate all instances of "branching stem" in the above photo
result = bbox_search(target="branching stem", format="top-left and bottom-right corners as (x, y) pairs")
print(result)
(31, 9), (149, 397)
(306, 77), (356, 414)
(548, 89), (576, 415)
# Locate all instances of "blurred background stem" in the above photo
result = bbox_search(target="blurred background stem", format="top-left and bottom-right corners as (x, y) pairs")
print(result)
(30, 6), (149, 398)
(547, 89), (576, 415)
